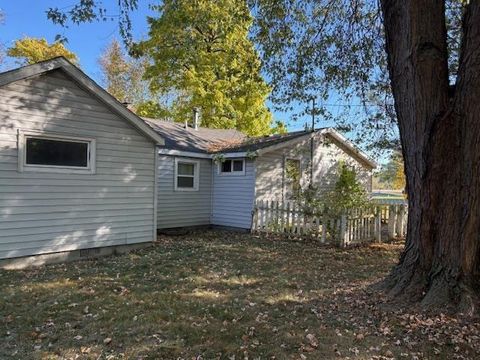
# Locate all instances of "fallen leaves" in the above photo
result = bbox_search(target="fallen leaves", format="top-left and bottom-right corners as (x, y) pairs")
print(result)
(0, 230), (478, 359)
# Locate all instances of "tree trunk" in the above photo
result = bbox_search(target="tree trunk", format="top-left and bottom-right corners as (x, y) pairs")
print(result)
(380, 0), (480, 312)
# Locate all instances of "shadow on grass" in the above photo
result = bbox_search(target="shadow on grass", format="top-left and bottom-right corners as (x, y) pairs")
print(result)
(1, 230), (478, 359)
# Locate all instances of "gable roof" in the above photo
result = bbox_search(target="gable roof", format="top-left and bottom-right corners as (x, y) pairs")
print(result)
(145, 117), (376, 169)
(0, 57), (164, 145)
(143, 118), (246, 153)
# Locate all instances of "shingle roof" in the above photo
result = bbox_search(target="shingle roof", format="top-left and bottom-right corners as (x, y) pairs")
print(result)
(214, 130), (321, 153)
(142, 118), (246, 153)
(142, 118), (376, 168)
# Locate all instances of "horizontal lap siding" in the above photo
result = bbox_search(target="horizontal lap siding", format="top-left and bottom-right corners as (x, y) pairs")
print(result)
(211, 160), (255, 229)
(0, 70), (156, 259)
(157, 155), (212, 228)
(254, 134), (373, 203)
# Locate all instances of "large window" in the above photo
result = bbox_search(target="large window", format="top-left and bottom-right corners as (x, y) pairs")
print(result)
(175, 158), (199, 191)
(219, 159), (245, 175)
(18, 131), (95, 174)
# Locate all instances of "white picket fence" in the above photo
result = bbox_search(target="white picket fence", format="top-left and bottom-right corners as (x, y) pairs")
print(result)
(251, 200), (407, 247)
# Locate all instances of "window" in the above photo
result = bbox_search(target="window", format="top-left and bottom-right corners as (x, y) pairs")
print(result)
(285, 158), (301, 199)
(219, 159), (245, 175)
(175, 158), (199, 191)
(18, 131), (95, 174)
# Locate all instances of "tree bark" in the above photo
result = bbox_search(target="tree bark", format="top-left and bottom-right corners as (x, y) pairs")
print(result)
(380, 0), (480, 312)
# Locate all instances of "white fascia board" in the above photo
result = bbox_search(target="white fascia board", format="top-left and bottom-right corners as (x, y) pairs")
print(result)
(158, 148), (249, 159)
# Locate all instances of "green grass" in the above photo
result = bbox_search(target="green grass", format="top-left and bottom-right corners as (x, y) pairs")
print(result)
(1, 231), (478, 359)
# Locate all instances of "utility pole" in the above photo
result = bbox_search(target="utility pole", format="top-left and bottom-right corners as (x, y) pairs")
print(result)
(310, 97), (316, 185)
(311, 97), (316, 132)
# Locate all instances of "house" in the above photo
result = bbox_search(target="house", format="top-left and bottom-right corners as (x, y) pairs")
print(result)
(144, 117), (376, 231)
(0, 58), (375, 264)
(0, 57), (163, 263)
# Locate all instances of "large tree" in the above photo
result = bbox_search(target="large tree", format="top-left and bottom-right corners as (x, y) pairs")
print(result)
(45, 0), (480, 311)
(133, 0), (273, 136)
(99, 39), (148, 104)
(7, 37), (78, 65)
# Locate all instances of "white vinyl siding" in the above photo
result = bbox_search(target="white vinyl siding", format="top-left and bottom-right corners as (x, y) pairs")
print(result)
(157, 155), (212, 228)
(0, 69), (156, 259)
(255, 133), (373, 202)
(211, 159), (255, 229)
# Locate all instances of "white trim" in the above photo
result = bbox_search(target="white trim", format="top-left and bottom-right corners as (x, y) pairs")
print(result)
(158, 148), (249, 159)
(322, 129), (377, 169)
(174, 158), (200, 191)
(17, 129), (96, 175)
(159, 149), (212, 159)
(0, 57), (164, 145)
(153, 149), (159, 236)
(218, 158), (246, 176)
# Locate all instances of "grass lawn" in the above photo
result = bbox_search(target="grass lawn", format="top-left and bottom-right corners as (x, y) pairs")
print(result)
(1, 231), (479, 359)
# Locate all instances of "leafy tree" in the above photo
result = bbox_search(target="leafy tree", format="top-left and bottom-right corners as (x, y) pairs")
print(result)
(134, 0), (273, 136)
(0, 11), (5, 66)
(271, 120), (288, 134)
(375, 152), (406, 190)
(135, 100), (169, 119)
(98, 39), (149, 105)
(7, 37), (78, 65)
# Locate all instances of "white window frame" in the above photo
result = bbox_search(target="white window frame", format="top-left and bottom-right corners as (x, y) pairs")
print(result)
(18, 130), (96, 174)
(218, 158), (245, 176)
(174, 158), (199, 191)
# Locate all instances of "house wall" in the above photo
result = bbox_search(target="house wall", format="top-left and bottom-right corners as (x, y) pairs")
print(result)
(0, 69), (156, 259)
(255, 133), (373, 202)
(156, 155), (212, 228)
(211, 159), (256, 229)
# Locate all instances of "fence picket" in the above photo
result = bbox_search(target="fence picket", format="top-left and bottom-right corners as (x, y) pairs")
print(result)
(251, 200), (407, 246)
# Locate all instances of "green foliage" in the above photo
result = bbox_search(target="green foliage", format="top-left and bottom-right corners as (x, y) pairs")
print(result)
(98, 39), (151, 105)
(374, 152), (405, 190)
(134, 0), (273, 136)
(285, 159), (301, 199)
(136, 100), (169, 119)
(298, 162), (371, 217)
(271, 120), (288, 134)
(326, 162), (370, 213)
(7, 37), (78, 65)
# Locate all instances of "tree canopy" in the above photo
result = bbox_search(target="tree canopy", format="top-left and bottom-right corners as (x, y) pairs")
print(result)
(133, 0), (273, 136)
(7, 37), (78, 65)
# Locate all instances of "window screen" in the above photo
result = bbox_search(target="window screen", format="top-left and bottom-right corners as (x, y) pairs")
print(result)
(25, 137), (89, 168)
(221, 160), (232, 172)
(221, 159), (244, 173)
(233, 160), (243, 172)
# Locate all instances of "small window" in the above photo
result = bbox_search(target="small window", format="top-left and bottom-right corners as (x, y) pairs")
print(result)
(220, 159), (245, 175)
(19, 131), (95, 174)
(175, 158), (199, 191)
